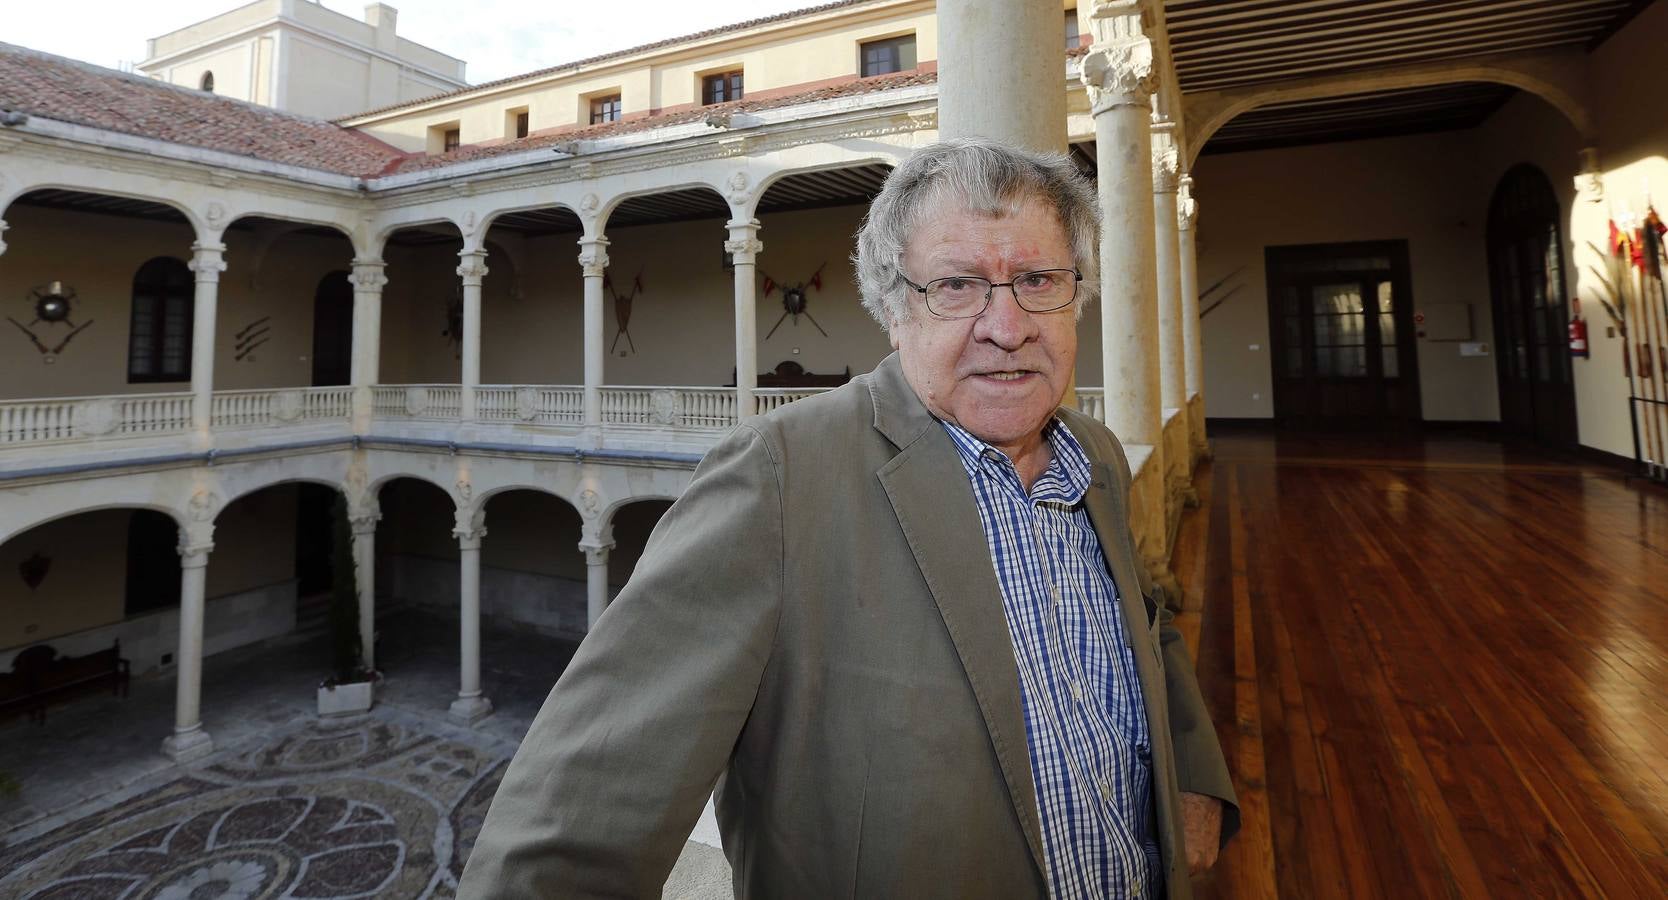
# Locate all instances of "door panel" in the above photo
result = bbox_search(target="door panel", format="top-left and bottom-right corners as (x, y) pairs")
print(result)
(1487, 166), (1576, 446)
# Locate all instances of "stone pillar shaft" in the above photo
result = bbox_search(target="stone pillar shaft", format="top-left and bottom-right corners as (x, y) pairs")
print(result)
(457, 250), (488, 421)
(936, 0), (1066, 153)
(578, 237), (610, 427)
(1154, 137), (1186, 413)
(349, 258), (387, 431)
(1082, 15), (1162, 448)
(1179, 179), (1207, 458)
(726, 220), (763, 419)
(188, 243), (227, 444)
(581, 541), (614, 629)
(450, 523), (492, 723)
(163, 541), (215, 762)
(350, 512), (379, 670)
(0, 219), (9, 257)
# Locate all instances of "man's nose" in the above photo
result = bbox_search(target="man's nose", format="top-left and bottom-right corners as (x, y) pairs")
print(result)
(973, 285), (1038, 349)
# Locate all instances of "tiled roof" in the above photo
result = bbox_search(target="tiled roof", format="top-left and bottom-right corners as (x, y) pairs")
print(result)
(0, 42), (408, 178)
(339, 0), (882, 121)
(383, 68), (937, 175)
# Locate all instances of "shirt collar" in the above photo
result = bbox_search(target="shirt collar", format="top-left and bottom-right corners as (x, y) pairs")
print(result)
(939, 416), (1093, 505)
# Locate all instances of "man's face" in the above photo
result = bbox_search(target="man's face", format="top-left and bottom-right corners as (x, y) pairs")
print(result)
(890, 194), (1078, 453)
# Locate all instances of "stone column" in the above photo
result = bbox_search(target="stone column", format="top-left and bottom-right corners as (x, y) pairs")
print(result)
(349, 258), (388, 431)
(456, 249), (488, 422)
(1178, 177), (1207, 461)
(163, 534), (215, 762)
(578, 237), (610, 426)
(450, 515), (493, 723)
(579, 539), (615, 629)
(0, 219), (9, 257)
(1153, 128), (1185, 418)
(188, 242), (227, 445)
(725, 219), (763, 419)
(350, 503), (380, 670)
(936, 0), (1066, 152)
(1081, 5), (1161, 448)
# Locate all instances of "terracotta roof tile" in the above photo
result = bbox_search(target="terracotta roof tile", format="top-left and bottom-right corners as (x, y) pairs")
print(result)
(0, 42), (408, 178)
(383, 68), (936, 175)
(339, 0), (881, 121)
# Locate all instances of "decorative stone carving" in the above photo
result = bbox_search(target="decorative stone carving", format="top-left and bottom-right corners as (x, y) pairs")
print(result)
(579, 488), (601, 519)
(404, 387), (429, 417)
(0, 218), (8, 258)
(462, 210), (478, 236)
(455, 251), (489, 283)
(724, 221), (764, 258)
(577, 242), (610, 278)
(273, 389), (304, 422)
(452, 508), (486, 546)
(73, 398), (119, 437)
(188, 243), (228, 282)
(349, 260), (388, 290)
(649, 389), (681, 426)
(188, 489), (220, 523)
(1080, 1), (1155, 113)
(580, 542), (614, 566)
(1152, 143), (1180, 194)
(515, 387), (539, 421)
(579, 193), (599, 214)
(455, 477), (473, 504)
(1177, 177), (1198, 231)
(726, 171), (751, 207)
(204, 201), (227, 229)
(348, 498), (382, 534)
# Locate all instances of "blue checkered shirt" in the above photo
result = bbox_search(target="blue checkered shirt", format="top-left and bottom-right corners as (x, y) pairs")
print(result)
(942, 417), (1159, 898)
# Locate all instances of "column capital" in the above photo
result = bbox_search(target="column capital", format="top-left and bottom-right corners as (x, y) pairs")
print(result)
(577, 236), (611, 277)
(188, 242), (228, 282)
(0, 219), (8, 257)
(453, 524), (487, 549)
(1080, 2), (1155, 114)
(578, 540), (615, 566)
(349, 506), (381, 535)
(1177, 176), (1198, 231)
(456, 249), (489, 284)
(1152, 142), (1180, 194)
(725, 218), (763, 259)
(349, 258), (389, 290)
(177, 539), (215, 568)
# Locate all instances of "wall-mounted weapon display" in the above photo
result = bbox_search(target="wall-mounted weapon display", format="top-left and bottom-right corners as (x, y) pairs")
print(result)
(234, 315), (272, 362)
(1199, 266), (1245, 318)
(8, 281), (93, 364)
(762, 263), (827, 339)
(606, 271), (644, 355)
(1600, 206), (1668, 483)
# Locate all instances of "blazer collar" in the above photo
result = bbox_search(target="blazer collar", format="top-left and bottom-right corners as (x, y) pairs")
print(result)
(869, 351), (1049, 876)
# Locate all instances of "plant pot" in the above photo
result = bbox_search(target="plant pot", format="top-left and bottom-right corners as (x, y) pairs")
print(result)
(317, 679), (374, 717)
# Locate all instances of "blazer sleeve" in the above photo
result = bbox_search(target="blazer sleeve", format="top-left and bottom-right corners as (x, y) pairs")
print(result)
(457, 424), (784, 899)
(1096, 421), (1242, 849)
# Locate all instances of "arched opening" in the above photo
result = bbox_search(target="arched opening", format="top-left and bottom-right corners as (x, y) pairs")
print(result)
(199, 71), (214, 93)
(312, 270), (353, 386)
(1487, 164), (1576, 446)
(607, 499), (674, 588)
(128, 256), (194, 383)
(380, 222), (466, 389)
(476, 488), (588, 638)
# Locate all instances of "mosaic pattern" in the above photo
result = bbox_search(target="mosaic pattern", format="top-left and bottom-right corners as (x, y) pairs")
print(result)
(0, 716), (512, 900)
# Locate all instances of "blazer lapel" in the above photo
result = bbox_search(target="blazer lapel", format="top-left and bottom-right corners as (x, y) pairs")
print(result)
(868, 355), (1049, 877)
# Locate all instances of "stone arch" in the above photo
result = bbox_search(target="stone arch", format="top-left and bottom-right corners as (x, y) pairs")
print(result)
(594, 182), (731, 235)
(0, 500), (185, 549)
(0, 185), (203, 236)
(1182, 55), (1594, 170)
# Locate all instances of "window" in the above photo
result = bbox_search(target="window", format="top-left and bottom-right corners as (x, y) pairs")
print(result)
(443, 127), (461, 152)
(1065, 10), (1082, 49)
(859, 34), (916, 77)
(590, 94), (622, 124)
(516, 110), (529, 138)
(199, 71), (214, 92)
(128, 257), (193, 383)
(506, 106), (529, 139)
(702, 70), (744, 105)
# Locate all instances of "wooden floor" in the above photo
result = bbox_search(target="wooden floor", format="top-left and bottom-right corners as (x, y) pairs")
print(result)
(1172, 429), (1668, 899)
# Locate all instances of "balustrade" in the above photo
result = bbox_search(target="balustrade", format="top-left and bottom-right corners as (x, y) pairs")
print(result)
(0, 392), (192, 448)
(599, 386), (738, 430)
(752, 388), (830, 414)
(474, 385), (584, 425)
(1075, 387), (1106, 422)
(210, 387), (354, 429)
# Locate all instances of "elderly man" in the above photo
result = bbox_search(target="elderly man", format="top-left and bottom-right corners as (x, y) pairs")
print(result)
(459, 139), (1237, 899)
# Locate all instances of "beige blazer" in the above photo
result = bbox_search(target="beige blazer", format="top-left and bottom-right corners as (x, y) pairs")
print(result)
(459, 353), (1237, 899)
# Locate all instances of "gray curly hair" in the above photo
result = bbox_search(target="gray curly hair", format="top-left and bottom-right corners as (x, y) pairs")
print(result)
(853, 138), (1101, 329)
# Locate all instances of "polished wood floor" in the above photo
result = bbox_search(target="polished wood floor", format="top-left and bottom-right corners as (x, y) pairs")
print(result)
(1173, 429), (1668, 899)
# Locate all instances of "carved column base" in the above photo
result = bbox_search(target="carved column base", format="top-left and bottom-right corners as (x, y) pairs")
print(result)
(449, 694), (494, 725)
(162, 725), (215, 763)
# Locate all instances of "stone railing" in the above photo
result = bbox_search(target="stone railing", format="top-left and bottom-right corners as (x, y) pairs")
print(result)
(372, 385), (464, 420)
(210, 387), (354, 429)
(475, 385), (584, 425)
(753, 388), (831, 414)
(1074, 387), (1105, 422)
(600, 386), (737, 430)
(0, 392), (193, 448)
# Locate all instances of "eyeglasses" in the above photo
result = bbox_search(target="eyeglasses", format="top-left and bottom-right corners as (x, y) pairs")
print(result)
(900, 268), (1082, 319)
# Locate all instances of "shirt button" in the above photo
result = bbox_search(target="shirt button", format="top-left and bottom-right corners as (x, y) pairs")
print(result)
(1098, 778), (1111, 801)
(1070, 681), (1083, 702)
(1049, 585), (1062, 606)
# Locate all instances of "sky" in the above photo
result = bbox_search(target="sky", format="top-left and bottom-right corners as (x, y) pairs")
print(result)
(5, 0), (816, 83)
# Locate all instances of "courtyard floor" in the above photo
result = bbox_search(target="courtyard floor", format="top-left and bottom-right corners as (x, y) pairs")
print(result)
(0, 608), (731, 899)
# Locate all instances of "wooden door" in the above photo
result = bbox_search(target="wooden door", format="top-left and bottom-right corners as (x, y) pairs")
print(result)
(1487, 165), (1577, 446)
(1267, 242), (1420, 427)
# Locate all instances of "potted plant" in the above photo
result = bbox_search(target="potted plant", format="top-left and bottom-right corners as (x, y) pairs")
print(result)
(317, 494), (376, 717)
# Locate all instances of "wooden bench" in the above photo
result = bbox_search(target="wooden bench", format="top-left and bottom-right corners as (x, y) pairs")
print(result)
(0, 641), (130, 724)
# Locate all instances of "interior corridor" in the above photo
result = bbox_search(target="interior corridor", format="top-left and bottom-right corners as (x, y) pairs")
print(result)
(1179, 429), (1668, 899)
